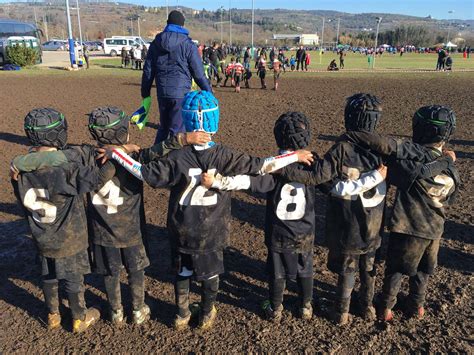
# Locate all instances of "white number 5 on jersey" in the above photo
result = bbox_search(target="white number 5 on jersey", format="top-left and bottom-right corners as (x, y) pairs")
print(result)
(276, 183), (306, 220)
(92, 180), (124, 214)
(23, 188), (57, 224)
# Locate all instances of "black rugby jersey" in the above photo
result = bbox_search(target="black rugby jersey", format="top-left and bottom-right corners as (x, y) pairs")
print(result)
(13, 161), (99, 258)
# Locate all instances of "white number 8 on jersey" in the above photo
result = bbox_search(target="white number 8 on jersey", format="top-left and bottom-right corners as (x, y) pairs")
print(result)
(276, 183), (306, 221)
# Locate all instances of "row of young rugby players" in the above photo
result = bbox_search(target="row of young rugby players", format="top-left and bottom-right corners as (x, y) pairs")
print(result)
(10, 92), (458, 332)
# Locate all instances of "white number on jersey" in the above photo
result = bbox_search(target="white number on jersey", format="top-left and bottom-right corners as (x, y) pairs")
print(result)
(360, 181), (387, 208)
(428, 174), (454, 208)
(276, 183), (306, 220)
(92, 180), (124, 214)
(179, 168), (217, 206)
(23, 188), (57, 224)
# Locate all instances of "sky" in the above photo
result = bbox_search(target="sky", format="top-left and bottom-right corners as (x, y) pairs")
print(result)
(129, 0), (473, 20)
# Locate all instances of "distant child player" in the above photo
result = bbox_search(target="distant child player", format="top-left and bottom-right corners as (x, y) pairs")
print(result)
(232, 59), (245, 93)
(257, 53), (267, 89)
(10, 108), (101, 333)
(223, 58), (235, 87)
(272, 58), (282, 91)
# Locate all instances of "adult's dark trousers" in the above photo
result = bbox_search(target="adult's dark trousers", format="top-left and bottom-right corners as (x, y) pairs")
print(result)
(297, 60), (304, 71)
(154, 97), (185, 144)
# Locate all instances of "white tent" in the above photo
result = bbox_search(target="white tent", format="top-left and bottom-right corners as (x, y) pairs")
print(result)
(446, 41), (458, 48)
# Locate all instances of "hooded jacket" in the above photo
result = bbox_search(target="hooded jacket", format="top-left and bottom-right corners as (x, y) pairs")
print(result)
(141, 24), (212, 99)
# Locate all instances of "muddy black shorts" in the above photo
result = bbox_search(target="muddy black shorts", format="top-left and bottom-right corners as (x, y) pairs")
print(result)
(174, 250), (224, 281)
(385, 232), (439, 276)
(93, 243), (150, 276)
(258, 69), (266, 79)
(41, 249), (91, 280)
(267, 249), (313, 280)
(327, 248), (376, 275)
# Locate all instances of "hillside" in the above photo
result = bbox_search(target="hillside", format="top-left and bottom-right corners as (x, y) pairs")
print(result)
(1, 2), (472, 46)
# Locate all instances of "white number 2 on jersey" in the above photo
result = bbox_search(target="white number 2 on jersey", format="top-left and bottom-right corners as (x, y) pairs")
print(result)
(276, 183), (306, 221)
(23, 188), (57, 224)
(92, 180), (124, 214)
(179, 168), (217, 206)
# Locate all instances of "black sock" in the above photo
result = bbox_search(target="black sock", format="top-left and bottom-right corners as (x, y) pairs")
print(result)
(104, 275), (122, 311)
(201, 276), (219, 314)
(297, 277), (313, 306)
(270, 278), (286, 309)
(129, 269), (145, 311)
(42, 278), (59, 314)
(175, 276), (190, 318)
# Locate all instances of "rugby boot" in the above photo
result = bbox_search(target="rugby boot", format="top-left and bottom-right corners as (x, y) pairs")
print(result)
(47, 312), (61, 330)
(261, 300), (283, 323)
(132, 304), (150, 325)
(378, 308), (394, 322)
(331, 312), (351, 326)
(174, 312), (191, 330)
(198, 305), (217, 330)
(174, 303), (200, 330)
(362, 306), (377, 321)
(299, 302), (313, 320)
(73, 308), (100, 333)
(109, 308), (124, 325)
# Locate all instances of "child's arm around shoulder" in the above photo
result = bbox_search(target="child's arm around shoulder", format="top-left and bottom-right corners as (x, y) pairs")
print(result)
(331, 164), (387, 197)
(201, 172), (277, 193)
(344, 131), (434, 162)
(278, 147), (341, 186)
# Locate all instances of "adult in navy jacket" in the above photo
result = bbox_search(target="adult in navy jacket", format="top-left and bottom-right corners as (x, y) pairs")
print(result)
(141, 10), (212, 144)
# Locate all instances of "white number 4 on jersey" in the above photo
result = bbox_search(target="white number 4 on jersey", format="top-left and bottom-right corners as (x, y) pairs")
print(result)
(92, 180), (124, 214)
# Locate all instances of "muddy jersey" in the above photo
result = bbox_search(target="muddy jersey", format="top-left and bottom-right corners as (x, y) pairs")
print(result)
(88, 160), (145, 248)
(389, 148), (459, 240)
(324, 138), (386, 254)
(13, 161), (99, 258)
(139, 144), (270, 255)
(249, 165), (316, 253)
(280, 134), (386, 254)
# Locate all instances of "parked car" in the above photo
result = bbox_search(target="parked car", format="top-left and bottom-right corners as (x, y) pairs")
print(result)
(84, 41), (102, 51)
(42, 40), (67, 51)
(103, 37), (138, 56)
(112, 36), (149, 49)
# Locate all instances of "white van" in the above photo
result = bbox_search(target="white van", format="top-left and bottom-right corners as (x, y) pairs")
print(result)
(103, 37), (138, 56)
(112, 36), (150, 49)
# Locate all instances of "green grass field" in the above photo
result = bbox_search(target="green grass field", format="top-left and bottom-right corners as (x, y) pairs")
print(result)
(91, 51), (474, 71)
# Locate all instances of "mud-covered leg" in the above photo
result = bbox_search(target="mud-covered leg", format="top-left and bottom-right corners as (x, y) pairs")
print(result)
(297, 277), (313, 320)
(174, 275), (191, 330)
(380, 272), (403, 321)
(104, 274), (122, 312)
(199, 276), (219, 330)
(130, 270), (149, 325)
(67, 274), (100, 333)
(42, 278), (61, 329)
(408, 271), (430, 319)
(359, 252), (377, 320)
(333, 272), (355, 325)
